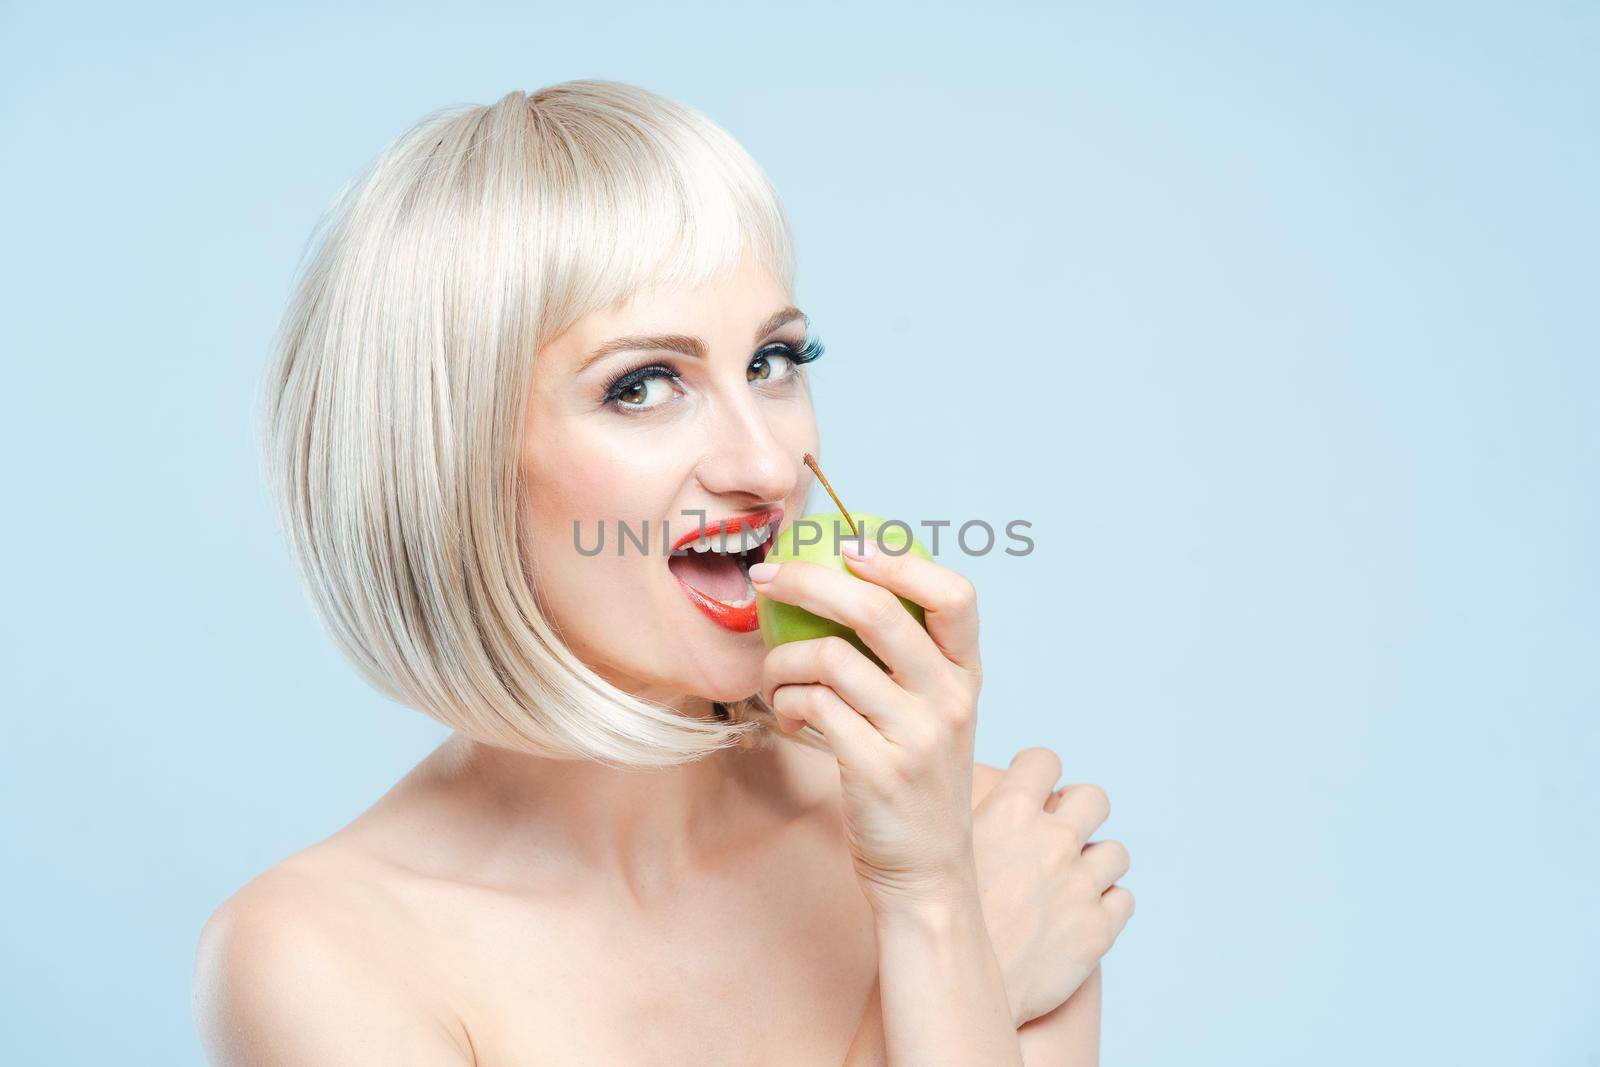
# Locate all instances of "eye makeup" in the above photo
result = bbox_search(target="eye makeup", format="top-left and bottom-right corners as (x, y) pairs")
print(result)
(773, 334), (826, 368)
(599, 362), (681, 409)
(597, 333), (826, 413)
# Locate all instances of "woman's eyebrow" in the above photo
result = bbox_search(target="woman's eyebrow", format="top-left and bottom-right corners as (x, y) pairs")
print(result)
(755, 306), (808, 341)
(575, 306), (807, 374)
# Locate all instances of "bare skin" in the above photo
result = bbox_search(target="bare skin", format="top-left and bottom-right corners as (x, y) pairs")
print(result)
(198, 731), (883, 1064)
(196, 245), (1130, 1064)
(193, 736), (1113, 1065)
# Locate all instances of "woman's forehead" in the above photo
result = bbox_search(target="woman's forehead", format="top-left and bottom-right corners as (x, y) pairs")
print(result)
(547, 272), (797, 368)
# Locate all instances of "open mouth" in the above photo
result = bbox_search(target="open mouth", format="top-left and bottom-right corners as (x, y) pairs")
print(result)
(666, 508), (782, 633)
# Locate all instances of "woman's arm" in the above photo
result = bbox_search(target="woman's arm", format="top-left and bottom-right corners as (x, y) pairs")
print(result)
(842, 758), (1116, 1066)
(753, 549), (1124, 1066)
(842, 964), (1100, 1067)
(867, 880), (1024, 1066)
(1017, 964), (1101, 1067)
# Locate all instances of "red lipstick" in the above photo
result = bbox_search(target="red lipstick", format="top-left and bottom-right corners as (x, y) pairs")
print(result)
(667, 508), (783, 633)
(669, 508), (785, 554)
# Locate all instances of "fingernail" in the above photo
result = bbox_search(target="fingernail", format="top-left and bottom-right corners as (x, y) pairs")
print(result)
(842, 536), (875, 560)
(748, 562), (779, 583)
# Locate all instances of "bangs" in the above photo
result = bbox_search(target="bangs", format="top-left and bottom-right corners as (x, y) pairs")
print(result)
(521, 83), (797, 347)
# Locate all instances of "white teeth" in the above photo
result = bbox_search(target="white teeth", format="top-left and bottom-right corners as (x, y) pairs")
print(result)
(682, 523), (771, 556)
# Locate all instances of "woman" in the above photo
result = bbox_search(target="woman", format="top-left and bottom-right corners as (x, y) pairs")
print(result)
(194, 80), (1134, 1065)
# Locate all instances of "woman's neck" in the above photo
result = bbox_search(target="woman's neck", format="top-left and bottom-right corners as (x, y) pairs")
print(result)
(387, 724), (810, 907)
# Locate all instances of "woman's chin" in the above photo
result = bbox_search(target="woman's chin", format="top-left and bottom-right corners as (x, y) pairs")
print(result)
(666, 632), (763, 699)
(688, 662), (765, 706)
(698, 678), (762, 706)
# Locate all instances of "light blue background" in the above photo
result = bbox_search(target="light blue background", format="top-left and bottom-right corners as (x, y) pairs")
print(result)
(2, 2), (1595, 1064)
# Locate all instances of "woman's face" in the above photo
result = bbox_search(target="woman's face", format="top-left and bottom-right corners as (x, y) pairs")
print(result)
(519, 249), (819, 704)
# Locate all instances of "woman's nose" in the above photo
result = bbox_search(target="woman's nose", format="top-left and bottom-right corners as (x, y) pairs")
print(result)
(693, 393), (800, 504)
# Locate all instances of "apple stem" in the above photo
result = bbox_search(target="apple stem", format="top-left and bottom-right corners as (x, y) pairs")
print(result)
(802, 453), (859, 538)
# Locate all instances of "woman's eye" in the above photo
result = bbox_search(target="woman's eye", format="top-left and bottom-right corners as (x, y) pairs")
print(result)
(618, 376), (671, 409)
(748, 351), (796, 383)
(606, 368), (680, 412)
(749, 336), (824, 385)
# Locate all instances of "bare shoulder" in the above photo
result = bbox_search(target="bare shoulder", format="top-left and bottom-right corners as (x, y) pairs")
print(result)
(193, 847), (472, 1065)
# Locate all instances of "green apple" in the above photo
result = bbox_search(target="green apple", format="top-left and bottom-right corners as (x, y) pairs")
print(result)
(756, 512), (932, 669)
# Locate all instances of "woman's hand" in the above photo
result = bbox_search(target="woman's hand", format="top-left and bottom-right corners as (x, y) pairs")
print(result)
(971, 748), (1135, 1026)
(751, 536), (983, 915)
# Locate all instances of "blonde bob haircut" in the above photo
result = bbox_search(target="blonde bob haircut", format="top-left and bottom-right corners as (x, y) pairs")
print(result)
(261, 80), (826, 768)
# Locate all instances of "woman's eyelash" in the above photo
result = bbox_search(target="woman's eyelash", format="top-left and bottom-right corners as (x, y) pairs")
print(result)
(599, 362), (679, 407)
(770, 334), (826, 366)
(597, 334), (826, 409)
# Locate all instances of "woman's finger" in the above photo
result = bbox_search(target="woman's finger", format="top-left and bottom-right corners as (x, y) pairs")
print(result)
(982, 747), (1063, 811)
(1101, 884), (1136, 933)
(839, 538), (981, 672)
(751, 559), (946, 694)
(1050, 783), (1112, 845)
(761, 635), (916, 736)
(1078, 839), (1131, 891)
(769, 683), (888, 770)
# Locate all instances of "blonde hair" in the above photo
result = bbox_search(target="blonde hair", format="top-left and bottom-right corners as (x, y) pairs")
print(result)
(260, 80), (826, 768)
